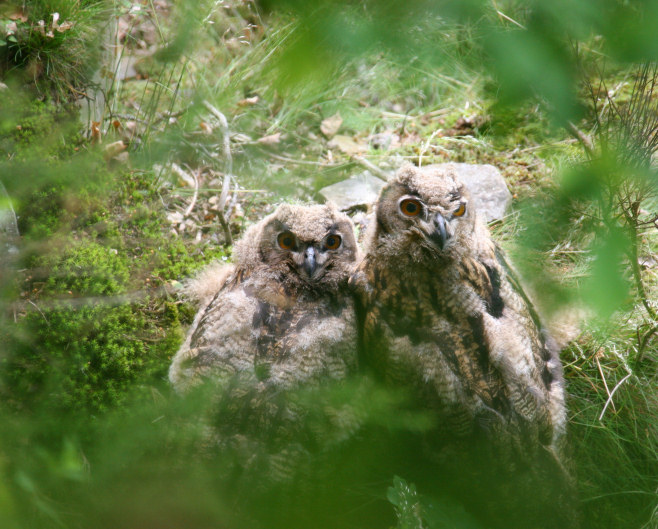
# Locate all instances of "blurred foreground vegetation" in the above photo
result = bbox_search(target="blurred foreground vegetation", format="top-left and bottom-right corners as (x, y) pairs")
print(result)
(1, 1), (657, 528)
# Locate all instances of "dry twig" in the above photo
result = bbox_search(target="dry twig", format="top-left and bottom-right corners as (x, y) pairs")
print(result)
(203, 100), (234, 245)
(351, 155), (390, 181)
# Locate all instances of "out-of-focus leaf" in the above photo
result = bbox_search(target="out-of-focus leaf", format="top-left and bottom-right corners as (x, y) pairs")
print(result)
(486, 27), (581, 124)
(581, 225), (631, 318)
(602, 1), (658, 61)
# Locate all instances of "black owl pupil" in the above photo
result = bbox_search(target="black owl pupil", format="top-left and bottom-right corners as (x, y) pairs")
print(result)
(283, 237), (293, 247)
(327, 237), (336, 246)
(406, 203), (417, 213)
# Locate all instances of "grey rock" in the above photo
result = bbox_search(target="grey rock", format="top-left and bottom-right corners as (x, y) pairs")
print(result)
(429, 163), (512, 222)
(318, 171), (387, 211)
(0, 179), (19, 256)
(319, 163), (512, 222)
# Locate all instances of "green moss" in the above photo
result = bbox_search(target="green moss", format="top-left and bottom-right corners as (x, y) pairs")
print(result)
(0, 88), (84, 160)
(1, 162), (228, 416)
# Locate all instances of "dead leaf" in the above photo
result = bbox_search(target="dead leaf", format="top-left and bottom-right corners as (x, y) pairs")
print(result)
(238, 96), (259, 106)
(199, 121), (213, 134)
(170, 163), (196, 188)
(103, 141), (126, 161)
(327, 134), (367, 156)
(257, 132), (281, 145)
(113, 151), (130, 165)
(91, 121), (101, 144)
(167, 211), (184, 225)
(320, 113), (342, 138)
(56, 21), (74, 32)
(8, 11), (28, 23)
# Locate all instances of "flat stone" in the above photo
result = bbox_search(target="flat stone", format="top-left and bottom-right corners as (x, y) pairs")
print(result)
(430, 163), (512, 222)
(318, 171), (387, 211)
(319, 163), (512, 221)
(327, 135), (367, 156)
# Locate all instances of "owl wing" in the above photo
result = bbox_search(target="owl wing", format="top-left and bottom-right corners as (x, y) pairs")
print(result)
(491, 245), (568, 449)
(168, 266), (254, 392)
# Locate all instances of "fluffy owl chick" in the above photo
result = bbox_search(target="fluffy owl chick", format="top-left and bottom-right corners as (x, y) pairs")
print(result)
(352, 164), (566, 449)
(169, 202), (361, 397)
(351, 165), (575, 524)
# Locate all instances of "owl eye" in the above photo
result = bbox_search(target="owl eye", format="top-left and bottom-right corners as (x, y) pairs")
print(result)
(324, 234), (342, 250)
(453, 203), (466, 217)
(277, 232), (296, 250)
(400, 198), (422, 217)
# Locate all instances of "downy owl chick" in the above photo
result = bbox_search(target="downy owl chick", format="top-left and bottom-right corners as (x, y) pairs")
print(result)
(351, 163), (574, 528)
(168, 203), (365, 523)
(170, 202), (361, 396)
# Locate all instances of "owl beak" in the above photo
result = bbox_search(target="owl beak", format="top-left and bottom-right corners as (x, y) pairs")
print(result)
(431, 213), (449, 249)
(303, 246), (317, 277)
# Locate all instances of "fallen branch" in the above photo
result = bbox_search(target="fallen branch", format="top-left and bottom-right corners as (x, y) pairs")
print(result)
(266, 151), (339, 166)
(169, 163), (199, 217)
(12, 286), (171, 313)
(351, 155), (390, 181)
(567, 120), (594, 157)
(203, 101), (234, 246)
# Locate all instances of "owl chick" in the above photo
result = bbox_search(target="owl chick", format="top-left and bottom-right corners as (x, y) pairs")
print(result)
(169, 202), (361, 396)
(351, 164), (574, 526)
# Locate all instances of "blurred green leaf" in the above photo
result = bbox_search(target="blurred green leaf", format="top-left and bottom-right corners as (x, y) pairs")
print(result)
(581, 224), (631, 318)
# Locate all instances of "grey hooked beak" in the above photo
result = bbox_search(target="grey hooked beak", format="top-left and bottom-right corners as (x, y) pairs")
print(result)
(303, 246), (317, 277)
(431, 213), (449, 249)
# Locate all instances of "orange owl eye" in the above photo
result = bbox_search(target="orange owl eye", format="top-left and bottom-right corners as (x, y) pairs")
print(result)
(400, 198), (422, 217)
(453, 203), (466, 217)
(277, 232), (296, 250)
(324, 234), (342, 250)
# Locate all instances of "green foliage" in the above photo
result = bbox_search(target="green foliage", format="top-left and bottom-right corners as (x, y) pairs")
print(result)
(565, 333), (658, 529)
(388, 476), (485, 529)
(1, 1), (658, 529)
(0, 0), (110, 99)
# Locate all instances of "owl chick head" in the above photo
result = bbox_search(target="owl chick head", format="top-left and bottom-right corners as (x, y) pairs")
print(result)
(234, 202), (360, 291)
(372, 164), (477, 262)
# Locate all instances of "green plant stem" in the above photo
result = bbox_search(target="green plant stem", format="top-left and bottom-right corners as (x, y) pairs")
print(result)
(624, 212), (658, 322)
